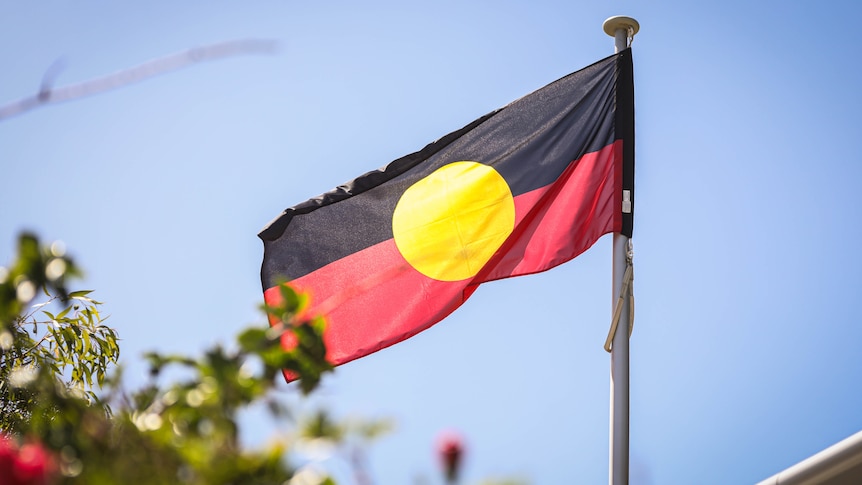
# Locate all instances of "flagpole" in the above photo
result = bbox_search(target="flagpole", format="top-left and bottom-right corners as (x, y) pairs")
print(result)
(603, 15), (639, 485)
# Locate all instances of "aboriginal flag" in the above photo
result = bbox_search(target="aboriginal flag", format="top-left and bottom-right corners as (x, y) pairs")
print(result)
(260, 49), (634, 371)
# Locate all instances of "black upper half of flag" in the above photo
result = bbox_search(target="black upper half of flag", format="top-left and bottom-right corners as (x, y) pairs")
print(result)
(260, 49), (634, 287)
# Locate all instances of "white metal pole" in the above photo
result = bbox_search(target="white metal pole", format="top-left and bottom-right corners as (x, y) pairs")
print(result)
(603, 15), (639, 485)
(610, 233), (630, 485)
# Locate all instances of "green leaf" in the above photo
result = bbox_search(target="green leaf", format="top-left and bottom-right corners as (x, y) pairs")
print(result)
(61, 327), (74, 351)
(237, 328), (268, 352)
(278, 283), (300, 313)
(81, 328), (91, 353)
(55, 305), (72, 320)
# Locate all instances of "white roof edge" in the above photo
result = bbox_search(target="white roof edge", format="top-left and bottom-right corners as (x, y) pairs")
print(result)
(757, 430), (862, 485)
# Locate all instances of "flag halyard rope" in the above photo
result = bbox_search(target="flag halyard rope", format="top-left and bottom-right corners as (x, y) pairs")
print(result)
(604, 242), (634, 353)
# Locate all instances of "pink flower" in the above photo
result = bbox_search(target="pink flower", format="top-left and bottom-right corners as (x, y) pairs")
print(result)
(436, 430), (465, 484)
(14, 443), (55, 485)
(0, 437), (19, 483)
(0, 436), (56, 485)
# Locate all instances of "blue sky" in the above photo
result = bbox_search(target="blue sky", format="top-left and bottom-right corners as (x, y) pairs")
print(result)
(3, 1), (862, 484)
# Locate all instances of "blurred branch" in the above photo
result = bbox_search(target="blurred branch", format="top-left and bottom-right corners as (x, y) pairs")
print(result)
(0, 38), (278, 121)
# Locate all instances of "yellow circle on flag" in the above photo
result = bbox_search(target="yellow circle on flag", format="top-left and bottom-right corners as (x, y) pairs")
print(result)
(392, 161), (515, 281)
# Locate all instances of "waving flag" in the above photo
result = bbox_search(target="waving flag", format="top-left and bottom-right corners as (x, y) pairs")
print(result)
(260, 49), (634, 371)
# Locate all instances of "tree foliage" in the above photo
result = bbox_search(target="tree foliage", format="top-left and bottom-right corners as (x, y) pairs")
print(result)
(0, 232), (363, 484)
(0, 232), (118, 433)
(0, 232), (518, 484)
